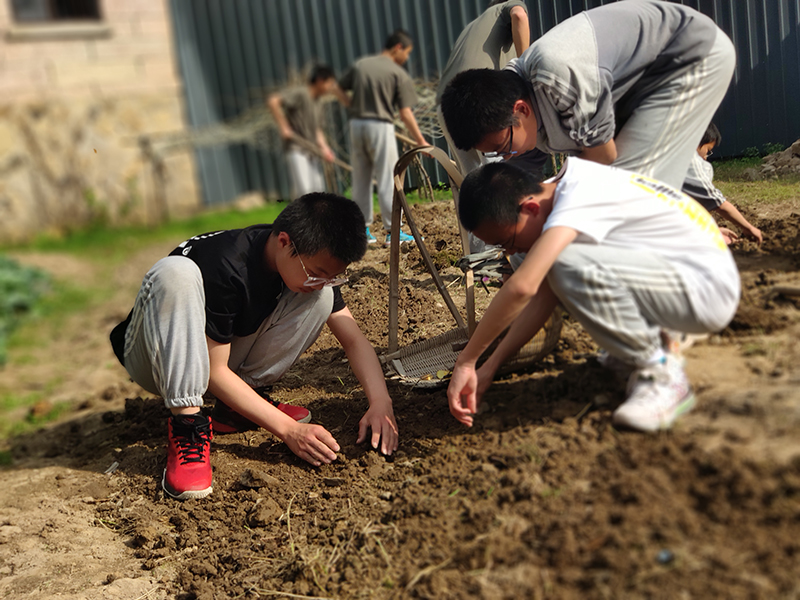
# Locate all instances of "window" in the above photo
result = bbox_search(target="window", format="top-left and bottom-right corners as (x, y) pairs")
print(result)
(11, 0), (100, 23)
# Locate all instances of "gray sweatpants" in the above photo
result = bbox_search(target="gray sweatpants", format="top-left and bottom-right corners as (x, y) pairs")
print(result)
(612, 27), (736, 188)
(286, 149), (326, 199)
(547, 245), (711, 367)
(349, 119), (398, 231)
(436, 105), (498, 253)
(122, 256), (333, 409)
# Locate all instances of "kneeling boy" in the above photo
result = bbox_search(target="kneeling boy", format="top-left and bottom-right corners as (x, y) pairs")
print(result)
(111, 193), (398, 500)
(447, 159), (740, 432)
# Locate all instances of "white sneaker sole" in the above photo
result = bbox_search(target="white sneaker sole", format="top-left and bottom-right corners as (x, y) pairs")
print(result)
(612, 391), (696, 432)
(162, 470), (213, 500)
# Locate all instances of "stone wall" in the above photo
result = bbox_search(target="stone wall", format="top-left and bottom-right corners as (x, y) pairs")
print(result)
(0, 0), (200, 243)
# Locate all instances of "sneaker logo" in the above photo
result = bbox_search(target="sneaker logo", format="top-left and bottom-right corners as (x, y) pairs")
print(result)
(182, 245), (192, 256)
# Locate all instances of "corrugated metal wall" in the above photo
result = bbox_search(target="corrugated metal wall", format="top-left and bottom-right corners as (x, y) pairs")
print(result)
(169, 0), (800, 207)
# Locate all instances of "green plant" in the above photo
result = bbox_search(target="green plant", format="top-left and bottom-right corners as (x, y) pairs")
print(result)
(0, 256), (49, 365)
(762, 142), (785, 156)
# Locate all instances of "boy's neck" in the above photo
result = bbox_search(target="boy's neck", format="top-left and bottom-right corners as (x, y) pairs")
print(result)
(263, 233), (279, 273)
(534, 182), (557, 218)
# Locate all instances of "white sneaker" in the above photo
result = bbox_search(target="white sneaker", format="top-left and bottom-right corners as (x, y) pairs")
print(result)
(613, 354), (695, 432)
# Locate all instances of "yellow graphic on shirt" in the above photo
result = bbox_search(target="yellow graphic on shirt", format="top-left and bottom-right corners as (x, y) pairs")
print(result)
(630, 174), (727, 250)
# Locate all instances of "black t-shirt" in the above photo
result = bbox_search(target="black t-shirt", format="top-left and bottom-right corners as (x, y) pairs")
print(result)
(110, 225), (345, 362)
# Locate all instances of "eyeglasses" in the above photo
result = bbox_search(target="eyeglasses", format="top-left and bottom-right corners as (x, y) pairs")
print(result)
(293, 243), (348, 288)
(482, 126), (518, 160)
(501, 203), (524, 253)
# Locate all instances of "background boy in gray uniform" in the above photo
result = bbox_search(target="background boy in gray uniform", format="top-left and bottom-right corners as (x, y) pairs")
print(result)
(267, 65), (342, 199)
(441, 0), (736, 189)
(340, 29), (428, 246)
(436, 0), (531, 175)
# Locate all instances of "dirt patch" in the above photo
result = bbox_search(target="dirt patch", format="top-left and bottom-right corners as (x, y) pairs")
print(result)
(2, 201), (800, 599)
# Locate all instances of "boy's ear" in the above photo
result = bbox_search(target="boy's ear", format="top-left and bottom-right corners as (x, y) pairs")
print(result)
(512, 99), (531, 118)
(518, 196), (540, 218)
(276, 231), (292, 249)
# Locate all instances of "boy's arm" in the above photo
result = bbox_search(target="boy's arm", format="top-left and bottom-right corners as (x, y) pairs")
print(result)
(266, 93), (294, 141)
(315, 128), (335, 163)
(510, 5), (530, 57)
(331, 81), (351, 107)
(326, 307), (399, 456)
(715, 201), (763, 243)
(398, 106), (429, 147)
(451, 281), (559, 426)
(579, 140), (617, 165)
(206, 337), (340, 466)
(447, 226), (577, 426)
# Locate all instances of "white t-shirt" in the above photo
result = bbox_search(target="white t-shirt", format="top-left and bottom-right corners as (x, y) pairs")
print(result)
(543, 158), (740, 330)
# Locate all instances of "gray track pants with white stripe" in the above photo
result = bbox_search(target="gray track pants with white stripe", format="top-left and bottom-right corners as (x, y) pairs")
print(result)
(121, 256), (332, 409)
(547, 245), (710, 367)
(612, 27), (736, 188)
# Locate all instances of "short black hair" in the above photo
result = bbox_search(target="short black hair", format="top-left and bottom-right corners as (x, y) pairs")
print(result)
(459, 162), (543, 231)
(273, 193), (367, 264)
(309, 64), (335, 84)
(385, 28), (413, 50)
(700, 122), (721, 147)
(441, 69), (529, 151)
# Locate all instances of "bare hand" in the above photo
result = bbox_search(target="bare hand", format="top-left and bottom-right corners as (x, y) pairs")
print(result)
(322, 147), (335, 163)
(280, 126), (294, 141)
(447, 363), (479, 427)
(282, 423), (340, 466)
(719, 227), (739, 246)
(745, 226), (763, 244)
(357, 405), (399, 456)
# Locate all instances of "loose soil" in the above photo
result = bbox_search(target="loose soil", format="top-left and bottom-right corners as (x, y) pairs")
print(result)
(1, 199), (799, 600)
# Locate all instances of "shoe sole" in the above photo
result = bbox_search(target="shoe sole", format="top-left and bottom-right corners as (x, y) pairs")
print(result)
(384, 239), (415, 248)
(162, 470), (213, 500)
(612, 391), (696, 432)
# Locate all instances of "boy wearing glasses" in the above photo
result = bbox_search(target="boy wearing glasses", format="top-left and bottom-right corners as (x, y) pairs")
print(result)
(110, 193), (398, 500)
(440, 0), (736, 188)
(447, 159), (740, 432)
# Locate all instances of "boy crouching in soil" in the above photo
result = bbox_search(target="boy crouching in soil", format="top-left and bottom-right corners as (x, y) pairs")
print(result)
(110, 193), (398, 500)
(447, 159), (740, 432)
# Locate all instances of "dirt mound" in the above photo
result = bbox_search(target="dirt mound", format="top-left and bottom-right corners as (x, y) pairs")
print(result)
(4, 201), (800, 599)
(760, 139), (800, 177)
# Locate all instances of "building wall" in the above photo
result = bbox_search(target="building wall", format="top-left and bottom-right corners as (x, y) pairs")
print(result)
(0, 0), (200, 243)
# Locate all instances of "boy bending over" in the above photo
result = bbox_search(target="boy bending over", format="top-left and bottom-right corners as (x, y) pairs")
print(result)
(447, 159), (740, 432)
(441, 0), (735, 189)
(110, 193), (398, 500)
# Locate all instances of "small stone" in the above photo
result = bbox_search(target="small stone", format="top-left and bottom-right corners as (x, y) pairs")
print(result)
(656, 549), (674, 564)
(239, 468), (279, 489)
(323, 477), (345, 487)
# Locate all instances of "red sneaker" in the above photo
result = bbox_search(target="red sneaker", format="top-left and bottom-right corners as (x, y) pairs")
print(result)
(253, 386), (312, 424)
(162, 413), (213, 500)
(210, 388), (311, 434)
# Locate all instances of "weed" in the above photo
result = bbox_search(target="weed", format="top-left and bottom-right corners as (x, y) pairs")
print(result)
(0, 256), (49, 365)
(540, 486), (562, 499)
